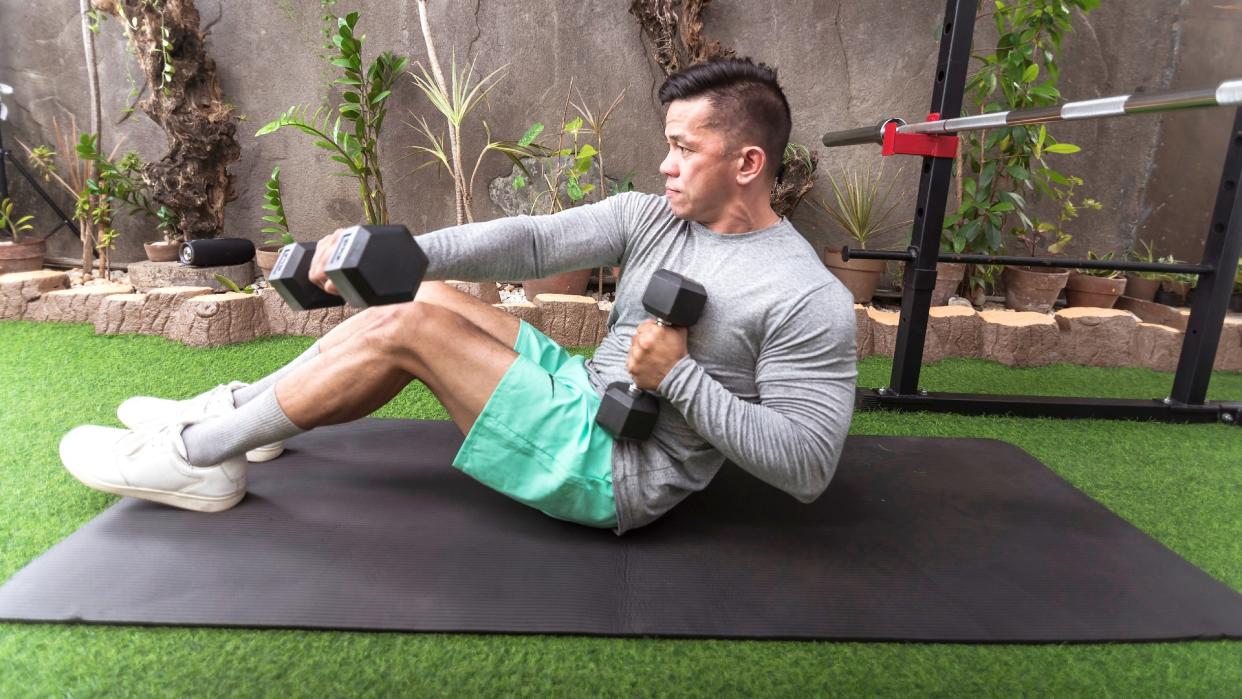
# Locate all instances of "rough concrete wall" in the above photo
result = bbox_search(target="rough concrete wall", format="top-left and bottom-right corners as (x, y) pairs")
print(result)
(1133, 0), (1242, 264)
(0, 0), (1238, 269)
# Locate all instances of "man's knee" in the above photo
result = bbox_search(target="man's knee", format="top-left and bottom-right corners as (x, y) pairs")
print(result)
(367, 301), (463, 358)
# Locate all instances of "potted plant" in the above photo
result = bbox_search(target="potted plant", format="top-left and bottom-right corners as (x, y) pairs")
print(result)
(1122, 240), (1163, 301)
(937, 187), (984, 306)
(1065, 251), (1127, 308)
(815, 165), (908, 304)
(21, 118), (118, 276)
(89, 145), (178, 263)
(500, 87), (633, 299)
(945, 0), (1099, 310)
(1003, 174), (1100, 313)
(1156, 268), (1196, 307)
(143, 225), (182, 262)
(0, 198), (42, 274)
(257, 166), (294, 276)
(76, 135), (180, 263)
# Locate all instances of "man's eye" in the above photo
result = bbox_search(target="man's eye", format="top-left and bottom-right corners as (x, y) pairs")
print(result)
(679, 145), (691, 155)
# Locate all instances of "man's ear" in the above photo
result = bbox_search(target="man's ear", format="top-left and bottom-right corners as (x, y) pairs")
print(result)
(736, 145), (768, 186)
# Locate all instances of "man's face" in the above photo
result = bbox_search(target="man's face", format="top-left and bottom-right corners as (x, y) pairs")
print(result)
(660, 97), (738, 221)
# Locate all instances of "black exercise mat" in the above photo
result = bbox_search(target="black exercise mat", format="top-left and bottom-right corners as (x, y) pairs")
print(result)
(3, 419), (1241, 642)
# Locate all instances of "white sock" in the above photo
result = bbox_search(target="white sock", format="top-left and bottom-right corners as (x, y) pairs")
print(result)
(181, 388), (305, 467)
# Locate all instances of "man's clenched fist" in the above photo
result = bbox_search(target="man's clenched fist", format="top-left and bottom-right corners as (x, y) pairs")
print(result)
(626, 319), (689, 391)
(307, 228), (349, 296)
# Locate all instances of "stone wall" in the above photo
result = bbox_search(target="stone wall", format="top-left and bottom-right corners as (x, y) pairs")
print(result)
(0, 271), (607, 350)
(4, 269), (1239, 373)
(2, 1), (1239, 271)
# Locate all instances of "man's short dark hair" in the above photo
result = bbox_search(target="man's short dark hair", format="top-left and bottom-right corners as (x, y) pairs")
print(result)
(657, 57), (792, 182)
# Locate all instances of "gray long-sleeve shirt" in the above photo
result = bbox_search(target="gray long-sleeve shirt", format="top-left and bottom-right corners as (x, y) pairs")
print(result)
(417, 191), (857, 534)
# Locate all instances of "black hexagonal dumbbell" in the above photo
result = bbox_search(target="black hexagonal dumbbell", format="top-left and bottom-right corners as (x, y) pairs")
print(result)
(268, 224), (429, 310)
(268, 241), (344, 311)
(596, 269), (707, 441)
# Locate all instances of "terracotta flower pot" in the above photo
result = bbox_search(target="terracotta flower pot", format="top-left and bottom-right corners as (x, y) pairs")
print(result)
(1122, 274), (1160, 302)
(522, 268), (594, 299)
(256, 244), (283, 276)
(144, 241), (181, 262)
(0, 238), (46, 274)
(930, 262), (967, 306)
(1066, 271), (1127, 308)
(1002, 265), (1069, 313)
(823, 246), (885, 304)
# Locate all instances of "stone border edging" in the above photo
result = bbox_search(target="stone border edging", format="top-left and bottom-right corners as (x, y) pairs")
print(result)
(2, 270), (1238, 372)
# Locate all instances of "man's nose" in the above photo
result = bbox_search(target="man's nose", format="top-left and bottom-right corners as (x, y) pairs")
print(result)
(659, 152), (677, 177)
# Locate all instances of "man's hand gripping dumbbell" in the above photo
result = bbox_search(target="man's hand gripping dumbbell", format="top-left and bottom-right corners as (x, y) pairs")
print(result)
(267, 224), (429, 310)
(596, 269), (707, 441)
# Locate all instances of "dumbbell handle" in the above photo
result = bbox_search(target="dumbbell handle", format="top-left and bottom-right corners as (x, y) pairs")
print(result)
(624, 317), (675, 395)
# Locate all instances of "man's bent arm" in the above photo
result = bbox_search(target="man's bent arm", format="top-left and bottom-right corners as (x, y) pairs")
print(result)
(658, 284), (858, 502)
(414, 193), (635, 282)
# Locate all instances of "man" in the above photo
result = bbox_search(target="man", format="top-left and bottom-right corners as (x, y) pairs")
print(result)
(60, 57), (858, 534)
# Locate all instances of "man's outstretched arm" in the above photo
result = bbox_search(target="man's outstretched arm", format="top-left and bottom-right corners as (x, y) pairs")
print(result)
(310, 192), (644, 293)
(417, 194), (633, 282)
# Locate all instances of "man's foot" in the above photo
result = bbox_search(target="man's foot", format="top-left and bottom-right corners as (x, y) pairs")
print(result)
(59, 422), (247, 513)
(117, 382), (286, 462)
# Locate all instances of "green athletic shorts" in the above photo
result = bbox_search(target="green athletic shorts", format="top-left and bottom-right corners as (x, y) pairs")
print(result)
(451, 320), (618, 528)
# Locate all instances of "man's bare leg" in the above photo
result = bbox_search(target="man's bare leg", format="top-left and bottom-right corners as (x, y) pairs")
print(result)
(318, 281), (519, 354)
(277, 300), (520, 436)
(227, 282), (518, 410)
(69, 289), (528, 510)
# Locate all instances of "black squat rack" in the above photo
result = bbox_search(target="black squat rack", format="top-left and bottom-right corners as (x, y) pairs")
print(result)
(819, 0), (1242, 425)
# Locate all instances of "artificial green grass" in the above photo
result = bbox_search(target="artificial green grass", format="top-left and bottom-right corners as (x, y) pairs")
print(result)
(1, 318), (1240, 698)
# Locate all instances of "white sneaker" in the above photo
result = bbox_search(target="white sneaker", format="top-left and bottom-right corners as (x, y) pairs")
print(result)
(59, 422), (246, 513)
(117, 382), (286, 463)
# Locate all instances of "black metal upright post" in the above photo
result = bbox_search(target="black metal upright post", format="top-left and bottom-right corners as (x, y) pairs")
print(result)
(0, 120), (10, 201)
(1169, 107), (1242, 405)
(888, 0), (978, 395)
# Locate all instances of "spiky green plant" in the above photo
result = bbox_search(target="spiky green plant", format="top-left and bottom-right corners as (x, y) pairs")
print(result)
(815, 166), (909, 250)
(261, 166), (294, 246)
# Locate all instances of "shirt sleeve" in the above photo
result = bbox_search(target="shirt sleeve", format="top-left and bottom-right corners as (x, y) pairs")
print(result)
(657, 283), (858, 502)
(414, 192), (641, 282)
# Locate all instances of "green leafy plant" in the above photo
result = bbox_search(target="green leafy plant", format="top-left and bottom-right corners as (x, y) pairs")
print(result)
(1151, 254), (1184, 284)
(257, 12), (407, 226)
(942, 0), (1101, 293)
(1076, 250), (1120, 279)
(19, 116), (124, 276)
(508, 86), (634, 215)
(1015, 172), (1099, 257)
(1127, 240), (1167, 282)
(214, 274), (255, 295)
(0, 198), (35, 244)
(504, 87), (635, 296)
(1234, 259), (1242, 294)
(75, 134), (178, 243)
(813, 166), (909, 250)
(1126, 242), (1194, 291)
(261, 166), (295, 246)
